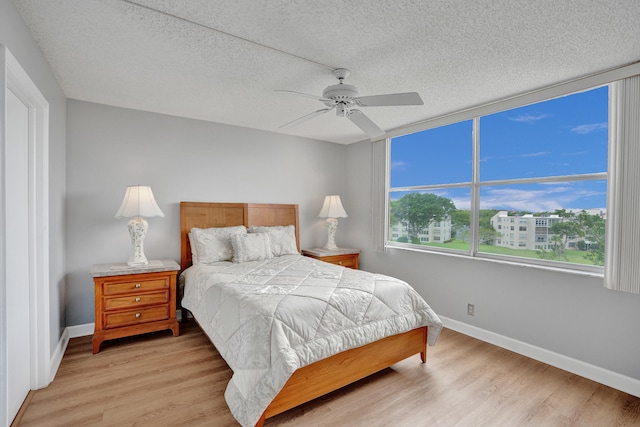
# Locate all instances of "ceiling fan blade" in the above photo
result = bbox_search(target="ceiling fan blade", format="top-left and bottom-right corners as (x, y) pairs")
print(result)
(275, 89), (332, 103)
(348, 109), (385, 139)
(355, 92), (424, 107)
(279, 106), (335, 129)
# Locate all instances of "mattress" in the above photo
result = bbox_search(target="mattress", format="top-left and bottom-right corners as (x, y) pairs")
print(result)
(181, 254), (442, 426)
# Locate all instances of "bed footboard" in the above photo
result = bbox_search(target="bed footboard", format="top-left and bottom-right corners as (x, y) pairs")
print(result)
(255, 326), (428, 426)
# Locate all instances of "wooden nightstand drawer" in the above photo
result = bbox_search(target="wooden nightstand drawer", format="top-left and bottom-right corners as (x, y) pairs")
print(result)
(103, 278), (168, 295)
(104, 305), (169, 329)
(104, 290), (169, 311)
(91, 260), (180, 353)
(324, 254), (357, 268)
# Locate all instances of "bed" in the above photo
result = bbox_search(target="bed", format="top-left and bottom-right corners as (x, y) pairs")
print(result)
(179, 201), (442, 426)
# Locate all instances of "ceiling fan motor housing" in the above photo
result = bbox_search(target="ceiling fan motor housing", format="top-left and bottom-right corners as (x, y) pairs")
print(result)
(322, 83), (359, 107)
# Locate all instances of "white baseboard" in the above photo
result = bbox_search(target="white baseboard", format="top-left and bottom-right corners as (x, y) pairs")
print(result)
(49, 328), (69, 383)
(440, 316), (640, 398)
(66, 323), (95, 338)
(49, 323), (94, 382)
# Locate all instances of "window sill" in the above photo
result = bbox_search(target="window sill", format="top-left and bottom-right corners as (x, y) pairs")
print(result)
(385, 243), (605, 279)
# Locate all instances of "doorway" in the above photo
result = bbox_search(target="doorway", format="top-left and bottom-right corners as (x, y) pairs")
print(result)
(1, 46), (50, 426)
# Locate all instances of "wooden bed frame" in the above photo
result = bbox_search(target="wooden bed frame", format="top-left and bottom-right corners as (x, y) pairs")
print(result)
(180, 201), (428, 426)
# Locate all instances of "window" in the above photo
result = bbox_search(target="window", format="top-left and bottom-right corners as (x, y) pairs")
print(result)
(389, 120), (472, 249)
(388, 86), (608, 272)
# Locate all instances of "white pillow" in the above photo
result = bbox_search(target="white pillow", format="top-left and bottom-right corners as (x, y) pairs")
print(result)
(190, 225), (247, 264)
(248, 225), (298, 257)
(188, 232), (199, 264)
(231, 233), (272, 263)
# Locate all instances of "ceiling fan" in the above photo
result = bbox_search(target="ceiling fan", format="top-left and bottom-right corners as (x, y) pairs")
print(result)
(277, 68), (424, 139)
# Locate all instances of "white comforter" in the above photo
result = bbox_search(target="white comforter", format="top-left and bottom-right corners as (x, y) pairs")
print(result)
(181, 254), (442, 427)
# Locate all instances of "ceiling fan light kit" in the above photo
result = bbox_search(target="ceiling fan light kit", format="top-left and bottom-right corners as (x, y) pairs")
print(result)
(277, 68), (424, 139)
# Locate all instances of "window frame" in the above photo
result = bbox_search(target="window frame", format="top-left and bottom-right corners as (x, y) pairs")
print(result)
(386, 87), (609, 275)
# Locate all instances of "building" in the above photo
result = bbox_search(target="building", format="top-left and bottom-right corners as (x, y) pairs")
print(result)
(390, 218), (452, 244)
(490, 211), (562, 250)
(490, 210), (606, 251)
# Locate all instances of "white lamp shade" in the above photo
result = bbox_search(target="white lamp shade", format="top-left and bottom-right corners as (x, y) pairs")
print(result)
(317, 195), (348, 218)
(115, 185), (165, 218)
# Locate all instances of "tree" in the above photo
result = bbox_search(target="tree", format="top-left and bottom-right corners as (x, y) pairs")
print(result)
(478, 224), (501, 245)
(537, 216), (583, 261)
(390, 193), (456, 243)
(538, 233), (570, 261)
(576, 211), (605, 265)
(552, 208), (573, 218)
(479, 209), (500, 226)
(478, 209), (500, 245)
(450, 210), (470, 229)
(450, 210), (470, 239)
(535, 210), (605, 265)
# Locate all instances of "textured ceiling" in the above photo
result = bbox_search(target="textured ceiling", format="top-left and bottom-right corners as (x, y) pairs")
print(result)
(12, 0), (640, 144)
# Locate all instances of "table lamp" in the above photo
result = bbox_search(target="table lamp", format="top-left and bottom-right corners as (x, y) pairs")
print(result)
(317, 195), (348, 250)
(115, 185), (165, 266)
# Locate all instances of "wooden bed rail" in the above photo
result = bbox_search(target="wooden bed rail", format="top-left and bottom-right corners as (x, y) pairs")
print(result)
(255, 326), (428, 426)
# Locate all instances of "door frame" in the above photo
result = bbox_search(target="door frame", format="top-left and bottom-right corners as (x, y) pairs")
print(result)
(0, 45), (50, 425)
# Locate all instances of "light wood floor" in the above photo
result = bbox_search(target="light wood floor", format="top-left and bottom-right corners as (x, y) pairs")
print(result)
(15, 320), (640, 426)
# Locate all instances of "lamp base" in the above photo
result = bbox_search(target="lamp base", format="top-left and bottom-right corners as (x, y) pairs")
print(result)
(323, 217), (339, 250)
(127, 217), (149, 266)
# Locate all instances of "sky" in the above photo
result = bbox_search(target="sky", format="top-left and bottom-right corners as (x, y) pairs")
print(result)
(390, 86), (609, 212)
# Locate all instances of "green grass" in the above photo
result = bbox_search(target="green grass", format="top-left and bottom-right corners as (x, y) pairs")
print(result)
(395, 240), (599, 266)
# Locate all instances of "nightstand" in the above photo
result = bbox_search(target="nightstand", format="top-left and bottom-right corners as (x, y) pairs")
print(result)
(90, 259), (180, 354)
(302, 248), (360, 269)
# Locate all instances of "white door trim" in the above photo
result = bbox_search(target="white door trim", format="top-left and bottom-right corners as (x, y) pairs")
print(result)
(0, 45), (50, 425)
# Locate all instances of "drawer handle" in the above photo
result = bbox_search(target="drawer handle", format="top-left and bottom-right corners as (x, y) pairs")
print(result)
(135, 313), (141, 318)
(135, 283), (141, 288)
(338, 261), (343, 265)
(135, 297), (141, 302)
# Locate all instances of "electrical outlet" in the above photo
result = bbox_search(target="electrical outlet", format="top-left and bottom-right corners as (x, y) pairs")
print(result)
(467, 303), (475, 316)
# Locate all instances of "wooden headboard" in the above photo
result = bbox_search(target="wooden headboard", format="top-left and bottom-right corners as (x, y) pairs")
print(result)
(180, 202), (300, 270)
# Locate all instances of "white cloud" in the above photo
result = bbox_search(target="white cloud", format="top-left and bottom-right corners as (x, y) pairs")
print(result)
(520, 151), (549, 158)
(480, 185), (605, 212)
(451, 197), (471, 210)
(508, 113), (548, 123)
(481, 188), (562, 212)
(570, 122), (607, 134)
(391, 160), (406, 169)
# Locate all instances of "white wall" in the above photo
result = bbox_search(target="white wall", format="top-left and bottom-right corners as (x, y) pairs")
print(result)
(66, 100), (348, 325)
(0, 0), (67, 356)
(344, 140), (640, 382)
